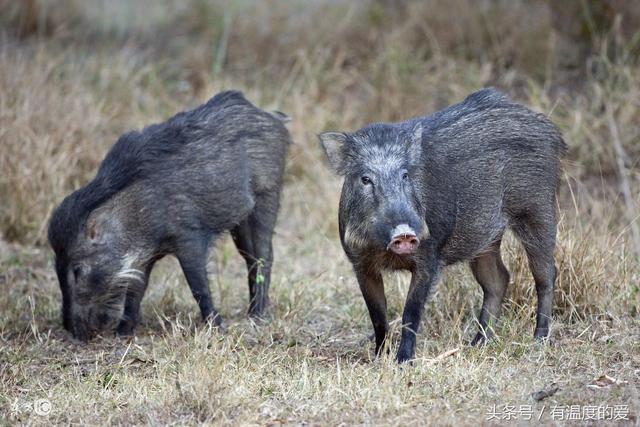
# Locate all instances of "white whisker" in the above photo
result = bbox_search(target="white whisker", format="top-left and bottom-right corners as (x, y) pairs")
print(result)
(116, 273), (145, 283)
(118, 268), (144, 278)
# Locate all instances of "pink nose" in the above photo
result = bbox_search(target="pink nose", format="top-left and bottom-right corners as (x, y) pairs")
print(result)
(388, 233), (420, 255)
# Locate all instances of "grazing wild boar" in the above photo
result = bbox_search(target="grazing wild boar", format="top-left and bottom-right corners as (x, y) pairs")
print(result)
(48, 91), (291, 341)
(319, 88), (566, 362)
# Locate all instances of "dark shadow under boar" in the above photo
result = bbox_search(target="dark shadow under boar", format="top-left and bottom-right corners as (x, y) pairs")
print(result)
(319, 88), (566, 362)
(48, 90), (291, 341)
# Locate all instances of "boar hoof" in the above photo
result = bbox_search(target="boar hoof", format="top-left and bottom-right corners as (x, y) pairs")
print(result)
(470, 332), (489, 346)
(248, 305), (272, 321)
(116, 321), (136, 338)
(533, 327), (550, 341)
(204, 314), (227, 332)
(396, 348), (415, 364)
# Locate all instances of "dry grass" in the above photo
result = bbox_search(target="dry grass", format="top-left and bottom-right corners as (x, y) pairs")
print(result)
(1, 1), (639, 425)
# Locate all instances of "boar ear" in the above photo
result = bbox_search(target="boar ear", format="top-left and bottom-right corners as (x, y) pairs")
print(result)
(86, 218), (98, 241)
(84, 210), (119, 244)
(406, 122), (423, 165)
(319, 132), (349, 174)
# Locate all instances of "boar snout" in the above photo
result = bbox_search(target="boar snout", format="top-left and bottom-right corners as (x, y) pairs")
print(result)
(70, 315), (92, 342)
(387, 224), (420, 255)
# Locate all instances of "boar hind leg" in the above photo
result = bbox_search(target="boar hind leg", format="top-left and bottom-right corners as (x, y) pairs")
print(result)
(470, 238), (510, 345)
(246, 192), (280, 318)
(355, 269), (388, 356)
(176, 238), (222, 326)
(512, 211), (557, 340)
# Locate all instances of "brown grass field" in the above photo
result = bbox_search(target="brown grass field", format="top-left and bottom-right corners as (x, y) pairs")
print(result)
(0, 1), (639, 425)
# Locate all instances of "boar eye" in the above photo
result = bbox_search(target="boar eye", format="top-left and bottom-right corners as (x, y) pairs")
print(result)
(72, 265), (83, 282)
(361, 176), (372, 185)
(71, 265), (84, 283)
(402, 172), (409, 181)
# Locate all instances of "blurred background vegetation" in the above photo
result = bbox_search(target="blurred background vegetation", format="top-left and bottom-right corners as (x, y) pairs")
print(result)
(1, 0), (638, 247)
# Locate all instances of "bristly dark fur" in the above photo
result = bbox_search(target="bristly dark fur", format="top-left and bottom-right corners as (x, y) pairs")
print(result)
(319, 87), (566, 363)
(48, 90), (253, 259)
(49, 90), (291, 339)
(414, 87), (567, 157)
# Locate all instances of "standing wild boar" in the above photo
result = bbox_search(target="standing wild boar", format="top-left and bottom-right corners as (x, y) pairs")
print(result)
(48, 91), (291, 341)
(319, 88), (566, 362)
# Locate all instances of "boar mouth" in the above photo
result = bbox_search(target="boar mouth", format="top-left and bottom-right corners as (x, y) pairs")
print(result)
(69, 316), (93, 342)
(70, 289), (127, 341)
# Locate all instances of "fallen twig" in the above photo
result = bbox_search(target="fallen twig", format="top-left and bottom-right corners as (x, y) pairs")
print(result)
(421, 347), (460, 364)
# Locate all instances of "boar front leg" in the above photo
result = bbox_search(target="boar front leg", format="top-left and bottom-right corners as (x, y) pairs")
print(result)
(355, 268), (388, 356)
(231, 221), (258, 313)
(396, 254), (442, 363)
(176, 237), (223, 327)
(116, 264), (153, 336)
